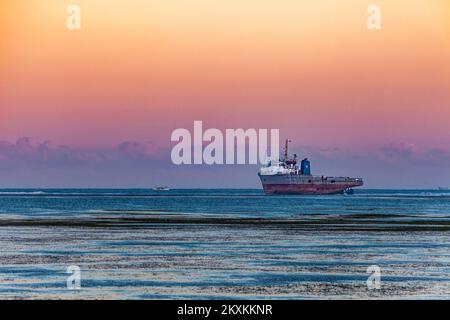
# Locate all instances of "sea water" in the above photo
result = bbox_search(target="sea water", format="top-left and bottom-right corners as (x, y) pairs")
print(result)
(0, 189), (449, 299)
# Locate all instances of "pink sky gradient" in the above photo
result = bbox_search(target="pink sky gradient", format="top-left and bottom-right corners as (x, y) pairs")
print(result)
(0, 0), (449, 187)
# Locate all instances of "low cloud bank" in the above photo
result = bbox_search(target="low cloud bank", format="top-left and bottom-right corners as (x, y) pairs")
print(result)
(0, 138), (449, 188)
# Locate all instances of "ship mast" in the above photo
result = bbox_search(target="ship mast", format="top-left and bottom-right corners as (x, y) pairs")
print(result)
(284, 139), (291, 160)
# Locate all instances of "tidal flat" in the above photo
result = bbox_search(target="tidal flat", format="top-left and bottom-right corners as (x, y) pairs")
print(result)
(0, 189), (449, 299)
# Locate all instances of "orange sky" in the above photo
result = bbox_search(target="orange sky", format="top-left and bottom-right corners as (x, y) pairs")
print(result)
(1, 0), (449, 150)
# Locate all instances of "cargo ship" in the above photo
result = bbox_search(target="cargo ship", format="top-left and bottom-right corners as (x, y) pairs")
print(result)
(258, 140), (363, 195)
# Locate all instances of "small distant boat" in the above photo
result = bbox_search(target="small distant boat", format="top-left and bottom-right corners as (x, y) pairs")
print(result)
(153, 186), (170, 191)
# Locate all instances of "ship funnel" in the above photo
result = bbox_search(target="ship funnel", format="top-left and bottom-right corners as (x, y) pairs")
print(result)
(301, 158), (311, 175)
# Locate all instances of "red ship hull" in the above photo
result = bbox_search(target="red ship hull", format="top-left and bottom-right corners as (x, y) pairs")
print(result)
(261, 183), (360, 195)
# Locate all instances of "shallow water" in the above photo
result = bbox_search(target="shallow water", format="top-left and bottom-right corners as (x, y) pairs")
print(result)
(0, 189), (449, 299)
